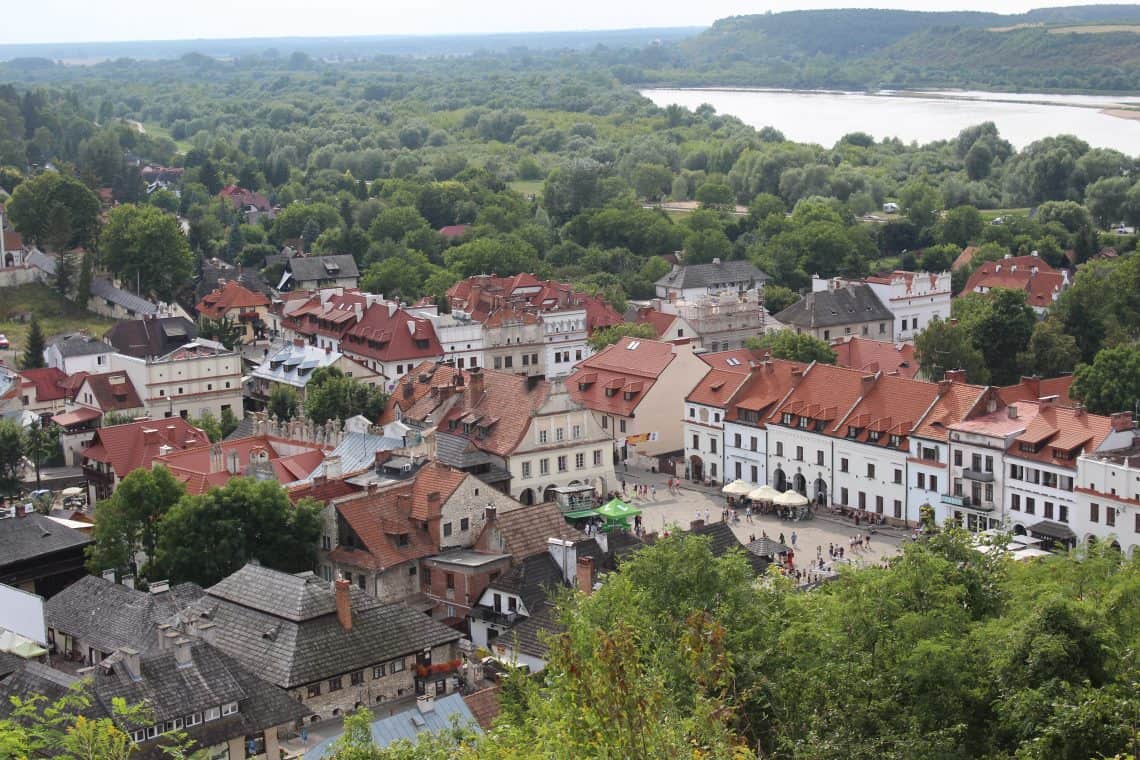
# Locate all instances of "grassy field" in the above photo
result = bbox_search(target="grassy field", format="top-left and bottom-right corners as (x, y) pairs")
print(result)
(979, 207), (1031, 220)
(508, 180), (544, 197)
(140, 122), (193, 153)
(0, 283), (116, 361)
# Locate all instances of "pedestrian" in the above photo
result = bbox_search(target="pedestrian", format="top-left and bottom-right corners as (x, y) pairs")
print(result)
(695, 509), (702, 524)
(779, 532), (786, 545)
(624, 458), (629, 472)
(651, 485), (657, 500)
(704, 509), (711, 524)
(816, 545), (822, 558)
(790, 530), (797, 548)
(866, 533), (871, 548)
(621, 480), (627, 494)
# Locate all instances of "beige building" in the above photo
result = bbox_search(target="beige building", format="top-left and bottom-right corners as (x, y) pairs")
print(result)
(111, 339), (244, 422)
(567, 337), (708, 467)
(775, 280), (894, 343)
(483, 306), (546, 377)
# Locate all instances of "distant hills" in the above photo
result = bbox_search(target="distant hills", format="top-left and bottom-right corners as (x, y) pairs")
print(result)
(638, 5), (1140, 92)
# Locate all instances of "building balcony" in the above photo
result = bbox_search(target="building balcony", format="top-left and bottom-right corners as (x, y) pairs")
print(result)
(941, 494), (971, 508)
(962, 469), (994, 483)
(475, 607), (521, 627)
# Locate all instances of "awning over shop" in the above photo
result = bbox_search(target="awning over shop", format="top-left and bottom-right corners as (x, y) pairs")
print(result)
(1029, 520), (1077, 541)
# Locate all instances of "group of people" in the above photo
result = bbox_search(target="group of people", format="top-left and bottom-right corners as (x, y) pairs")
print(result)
(620, 481), (658, 500)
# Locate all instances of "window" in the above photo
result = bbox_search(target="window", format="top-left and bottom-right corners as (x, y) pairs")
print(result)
(710, 438), (718, 454)
(689, 408), (695, 418)
(840, 458), (849, 473)
(893, 469), (902, 485)
(572, 425), (582, 439)
(775, 442), (783, 457)
(893, 500), (902, 519)
(351, 670), (364, 686)
(357, 574), (365, 590)
(714, 412), (721, 423)
(750, 436), (758, 452)
(619, 419), (626, 433)
(391, 659), (405, 673)
(1011, 494), (1021, 511)
(1059, 504), (1069, 523)
(186, 713), (202, 727)
(221, 702), (238, 717)
(985, 484), (993, 503)
(422, 567), (431, 585)
(867, 463), (875, 479)
(539, 430), (548, 444)
(329, 677), (343, 692)
(1106, 506), (1116, 527)
(984, 455), (993, 473)
(1025, 497), (1036, 515)
(972, 453), (982, 471)
(522, 462), (531, 479)
(734, 433), (742, 448)
(493, 357), (502, 370)
(443, 522), (452, 537)
(930, 475), (938, 492)
(795, 446), (803, 461)
(735, 462), (742, 479)
(307, 684), (321, 697)
(575, 452), (585, 469)
(816, 450), (824, 466)
(917, 472), (926, 489)
(373, 664), (386, 679)
(1044, 501), (1054, 520)
(840, 487), (849, 505)
(556, 428), (564, 441)
(692, 434), (700, 450)
(601, 416), (608, 430)
(460, 517), (469, 531)
(204, 706), (221, 722)
(593, 450), (603, 466)
(540, 459), (549, 475)
(504, 356), (513, 369)
(557, 455), (568, 472)
(954, 450), (962, 467)
(859, 492), (866, 509)
(876, 495), (884, 514)
(147, 725), (160, 739)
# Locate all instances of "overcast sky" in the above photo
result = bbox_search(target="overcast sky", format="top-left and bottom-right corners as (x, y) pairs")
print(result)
(3, 1), (1132, 45)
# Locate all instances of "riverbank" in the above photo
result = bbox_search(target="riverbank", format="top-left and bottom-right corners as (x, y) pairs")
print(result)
(1102, 107), (1140, 122)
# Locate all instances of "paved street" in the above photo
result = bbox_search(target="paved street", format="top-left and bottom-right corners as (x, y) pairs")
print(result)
(615, 466), (903, 569)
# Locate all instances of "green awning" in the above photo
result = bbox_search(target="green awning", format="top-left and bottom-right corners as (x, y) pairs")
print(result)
(564, 509), (600, 519)
(596, 498), (642, 520)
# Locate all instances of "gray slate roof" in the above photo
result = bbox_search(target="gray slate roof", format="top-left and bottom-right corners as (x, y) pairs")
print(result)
(287, 255), (360, 283)
(509, 601), (561, 660)
(487, 552), (566, 613)
(436, 432), (492, 468)
(693, 522), (770, 576)
(297, 432), (403, 484)
(48, 334), (114, 358)
(251, 341), (343, 389)
(0, 513), (93, 569)
(89, 279), (160, 316)
(104, 317), (197, 360)
(305, 693), (480, 759)
(45, 575), (205, 654)
(184, 565), (461, 688)
(655, 260), (769, 291)
(773, 284), (893, 329)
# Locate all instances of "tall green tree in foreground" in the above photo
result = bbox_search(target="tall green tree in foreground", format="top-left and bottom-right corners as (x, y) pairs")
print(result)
(21, 314), (46, 369)
(99, 204), (194, 302)
(1072, 344), (1140, 415)
(86, 466), (185, 581)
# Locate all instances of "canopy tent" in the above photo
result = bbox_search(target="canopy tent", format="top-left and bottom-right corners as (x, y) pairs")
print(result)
(61, 487), (84, 497)
(774, 490), (809, 507)
(596, 498), (641, 521)
(748, 484), (781, 502)
(721, 479), (753, 496)
(0, 630), (48, 659)
(564, 509), (600, 520)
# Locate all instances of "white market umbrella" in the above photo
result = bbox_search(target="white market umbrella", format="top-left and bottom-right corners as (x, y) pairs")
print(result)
(721, 479), (753, 496)
(748, 484), (782, 502)
(774, 489), (809, 507)
(61, 487), (83, 497)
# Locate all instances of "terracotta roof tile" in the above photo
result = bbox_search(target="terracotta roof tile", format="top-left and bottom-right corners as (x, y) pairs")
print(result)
(82, 418), (211, 480)
(77, 371), (143, 412)
(832, 374), (940, 449)
(19, 367), (70, 402)
(997, 376), (1074, 406)
(912, 382), (989, 442)
(342, 303), (442, 364)
(567, 337), (676, 417)
(195, 280), (270, 319)
(686, 368), (750, 408)
(961, 255), (1067, 308)
(831, 337), (919, 379)
(476, 501), (585, 560)
(1009, 404), (1117, 469)
(726, 359), (808, 425)
(436, 370), (549, 458)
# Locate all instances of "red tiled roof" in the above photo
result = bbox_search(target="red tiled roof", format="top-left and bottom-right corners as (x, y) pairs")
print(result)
(686, 368), (750, 408)
(286, 477), (359, 505)
(446, 275), (621, 333)
(912, 382), (989, 442)
(997, 376), (1075, 407)
(51, 407), (103, 427)
(2, 229), (24, 252)
(581, 295), (623, 333)
(700, 347), (768, 374)
(831, 374), (940, 449)
(960, 255), (1067, 309)
(725, 359), (808, 425)
(1008, 404), (1116, 469)
(78, 371), (143, 412)
(19, 367), (70, 402)
(218, 184), (270, 212)
(953, 246), (979, 272)
(831, 337), (919, 380)
(634, 307), (676, 338)
(438, 224), (470, 239)
(475, 501), (585, 560)
(154, 435), (326, 495)
(436, 370), (550, 458)
(81, 418), (211, 480)
(342, 303), (442, 364)
(195, 280), (270, 319)
(379, 361), (461, 425)
(463, 687), (501, 730)
(567, 337), (676, 417)
(769, 363), (868, 430)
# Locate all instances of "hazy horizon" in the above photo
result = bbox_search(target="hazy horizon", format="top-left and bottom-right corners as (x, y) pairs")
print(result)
(4, 0), (1136, 46)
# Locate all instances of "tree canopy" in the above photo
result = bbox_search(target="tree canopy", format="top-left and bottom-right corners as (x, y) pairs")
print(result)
(99, 204), (194, 302)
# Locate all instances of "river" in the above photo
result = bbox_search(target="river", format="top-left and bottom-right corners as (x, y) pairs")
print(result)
(640, 88), (1140, 154)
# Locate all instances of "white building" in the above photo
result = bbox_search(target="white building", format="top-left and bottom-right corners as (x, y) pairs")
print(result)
(722, 360), (805, 488)
(541, 306), (589, 379)
(407, 306), (485, 372)
(860, 270), (952, 342)
(1075, 443), (1140, 558)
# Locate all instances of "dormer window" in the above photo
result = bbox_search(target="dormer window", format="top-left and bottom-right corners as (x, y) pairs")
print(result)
(605, 387), (616, 397)
(888, 434), (902, 447)
(798, 416), (809, 429)
(847, 427), (860, 439)
(397, 534), (410, 547)
(782, 413), (793, 425)
(868, 431), (881, 442)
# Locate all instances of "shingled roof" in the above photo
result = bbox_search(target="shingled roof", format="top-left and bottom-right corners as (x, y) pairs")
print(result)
(104, 317), (197, 360)
(654, 260), (769, 291)
(77, 371), (143, 412)
(46, 575), (205, 654)
(0, 512), (93, 572)
(691, 521), (770, 576)
(475, 502), (585, 560)
(182, 565), (461, 689)
(485, 552), (566, 613)
(81, 418), (211, 480)
(774, 284), (892, 329)
(286, 255), (360, 283)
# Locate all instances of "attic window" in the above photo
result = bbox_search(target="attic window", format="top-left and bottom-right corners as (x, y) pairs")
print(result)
(710, 381), (725, 392)
(626, 341), (640, 350)
(888, 434), (902, 447)
(397, 534), (410, 547)
(1053, 448), (1074, 460)
(605, 387), (616, 398)
(847, 426), (861, 439)
(725, 358), (741, 367)
(1019, 442), (1041, 454)
(868, 431), (882, 442)
(798, 416), (809, 429)
(781, 413), (792, 425)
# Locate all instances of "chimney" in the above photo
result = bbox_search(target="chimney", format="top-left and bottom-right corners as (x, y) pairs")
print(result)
(1038, 395), (1058, 409)
(119, 648), (142, 681)
(547, 537), (577, 584)
(335, 577), (352, 631)
(1020, 376), (1040, 399)
(417, 694), (435, 714)
(324, 454), (342, 480)
(944, 369), (968, 384)
(209, 443), (224, 474)
(484, 505), (497, 524)
(468, 366), (484, 399)
(1110, 411), (1134, 432)
(938, 379), (952, 395)
(197, 621), (217, 645)
(1008, 405), (1019, 419)
(173, 638), (192, 669)
(860, 374), (876, 395)
(576, 556), (596, 594)
(226, 449), (240, 475)
(1073, 404), (1085, 417)
(402, 381), (414, 399)
(374, 450), (393, 469)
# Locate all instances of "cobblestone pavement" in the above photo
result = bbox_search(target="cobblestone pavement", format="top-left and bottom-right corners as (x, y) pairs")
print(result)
(613, 466), (903, 568)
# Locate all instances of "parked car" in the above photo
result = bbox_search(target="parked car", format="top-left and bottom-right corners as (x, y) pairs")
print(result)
(0, 334), (9, 349)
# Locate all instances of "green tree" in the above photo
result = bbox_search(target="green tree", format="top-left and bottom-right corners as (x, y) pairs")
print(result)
(0, 419), (26, 496)
(21, 314), (46, 369)
(971, 288), (1037, 386)
(86, 466), (186, 580)
(6, 171), (101, 249)
(154, 479), (323, 587)
(76, 251), (94, 306)
(631, 163), (673, 202)
(268, 384), (299, 421)
(99, 205), (194, 302)
(196, 316), (243, 349)
(303, 368), (388, 425)
(938, 205), (982, 248)
(220, 407), (241, 439)
(914, 316), (990, 383)
(761, 284), (799, 315)
(746, 329), (836, 364)
(1018, 319), (1079, 380)
(898, 178), (942, 231)
(1072, 344), (1140, 415)
(23, 419), (59, 491)
(189, 410), (223, 443)
(586, 322), (657, 352)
